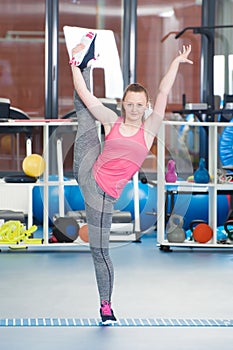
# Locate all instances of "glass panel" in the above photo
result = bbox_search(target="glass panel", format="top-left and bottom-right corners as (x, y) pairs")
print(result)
(137, 0), (202, 176)
(215, 0), (233, 102)
(0, 0), (45, 117)
(137, 0), (202, 110)
(58, 0), (123, 175)
(0, 0), (45, 174)
(58, 0), (123, 118)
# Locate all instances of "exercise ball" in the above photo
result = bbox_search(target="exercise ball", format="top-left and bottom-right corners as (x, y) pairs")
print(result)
(33, 175), (71, 225)
(23, 154), (45, 177)
(79, 224), (89, 243)
(66, 184), (85, 212)
(169, 193), (229, 230)
(114, 181), (156, 231)
(193, 223), (213, 243)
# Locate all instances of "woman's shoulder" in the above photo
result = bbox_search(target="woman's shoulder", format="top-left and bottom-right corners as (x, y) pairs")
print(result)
(104, 116), (123, 136)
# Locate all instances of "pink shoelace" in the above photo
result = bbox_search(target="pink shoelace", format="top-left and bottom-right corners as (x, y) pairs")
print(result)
(101, 300), (112, 315)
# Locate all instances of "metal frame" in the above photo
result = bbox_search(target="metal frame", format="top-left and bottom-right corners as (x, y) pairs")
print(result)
(122, 0), (137, 87)
(45, 0), (59, 119)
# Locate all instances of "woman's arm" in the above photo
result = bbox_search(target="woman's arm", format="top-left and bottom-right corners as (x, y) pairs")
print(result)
(70, 44), (118, 128)
(71, 64), (101, 111)
(158, 45), (193, 98)
(145, 45), (193, 137)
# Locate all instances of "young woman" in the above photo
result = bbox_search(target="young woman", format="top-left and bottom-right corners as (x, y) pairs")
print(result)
(69, 33), (193, 325)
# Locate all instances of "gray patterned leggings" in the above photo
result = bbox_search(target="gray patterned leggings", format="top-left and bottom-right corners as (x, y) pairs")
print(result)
(73, 67), (116, 303)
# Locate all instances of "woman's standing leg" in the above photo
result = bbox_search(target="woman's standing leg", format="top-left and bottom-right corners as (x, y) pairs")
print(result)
(85, 193), (114, 302)
(84, 191), (117, 324)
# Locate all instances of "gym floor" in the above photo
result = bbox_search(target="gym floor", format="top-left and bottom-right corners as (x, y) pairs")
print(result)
(0, 230), (233, 350)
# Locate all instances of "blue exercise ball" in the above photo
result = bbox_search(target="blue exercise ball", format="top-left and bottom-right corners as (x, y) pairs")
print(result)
(33, 175), (71, 225)
(66, 184), (85, 212)
(114, 181), (157, 231)
(171, 193), (229, 230)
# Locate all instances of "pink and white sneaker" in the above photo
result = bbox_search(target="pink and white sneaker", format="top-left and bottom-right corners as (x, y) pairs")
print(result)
(100, 300), (117, 326)
(70, 31), (96, 70)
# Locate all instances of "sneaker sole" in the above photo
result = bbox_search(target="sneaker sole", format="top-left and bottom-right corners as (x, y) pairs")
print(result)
(99, 320), (118, 326)
(74, 32), (96, 66)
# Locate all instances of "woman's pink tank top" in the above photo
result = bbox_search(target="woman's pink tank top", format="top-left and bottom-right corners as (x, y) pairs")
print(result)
(93, 117), (149, 198)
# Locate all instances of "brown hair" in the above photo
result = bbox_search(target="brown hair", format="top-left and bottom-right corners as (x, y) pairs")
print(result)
(122, 83), (149, 102)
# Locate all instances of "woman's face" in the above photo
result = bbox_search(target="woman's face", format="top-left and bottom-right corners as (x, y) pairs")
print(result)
(123, 91), (148, 122)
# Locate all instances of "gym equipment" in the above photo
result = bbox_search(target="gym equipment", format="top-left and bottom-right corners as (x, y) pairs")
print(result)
(0, 97), (10, 119)
(32, 175), (71, 224)
(4, 174), (37, 183)
(66, 210), (133, 236)
(222, 208), (233, 241)
(79, 224), (89, 243)
(0, 317), (232, 328)
(22, 154), (45, 177)
(216, 226), (228, 242)
(0, 221), (39, 245)
(67, 209), (132, 223)
(178, 113), (199, 155)
(166, 214), (185, 243)
(186, 224), (228, 242)
(52, 217), (79, 243)
(166, 192), (229, 231)
(0, 100), (32, 174)
(53, 172), (154, 237)
(165, 160), (177, 183)
(223, 218), (233, 241)
(65, 184), (85, 211)
(194, 158), (210, 183)
(219, 118), (233, 166)
(114, 180), (156, 231)
(189, 220), (213, 243)
(0, 210), (25, 222)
